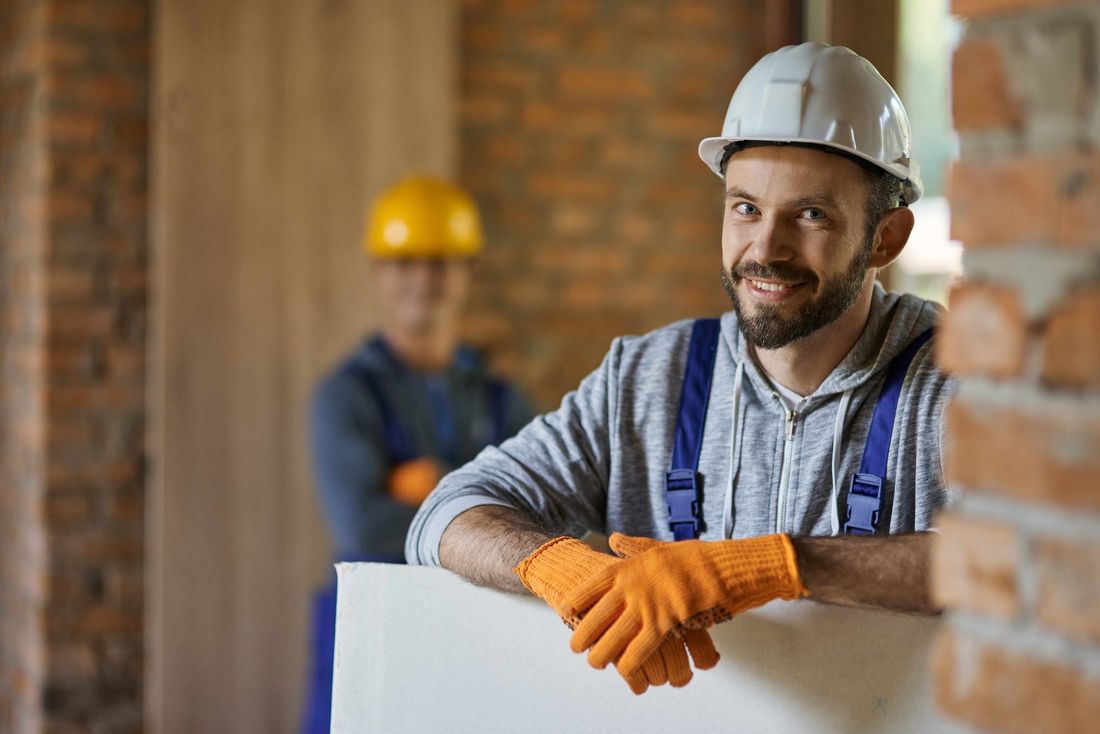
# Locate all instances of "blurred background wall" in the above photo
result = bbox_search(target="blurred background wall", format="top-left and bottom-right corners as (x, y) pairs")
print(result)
(152, 1), (456, 731)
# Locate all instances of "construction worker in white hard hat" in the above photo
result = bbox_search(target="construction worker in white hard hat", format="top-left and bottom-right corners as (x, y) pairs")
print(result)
(405, 42), (956, 693)
(301, 176), (535, 733)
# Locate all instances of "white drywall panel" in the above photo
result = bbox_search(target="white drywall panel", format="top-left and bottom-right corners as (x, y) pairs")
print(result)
(332, 563), (967, 734)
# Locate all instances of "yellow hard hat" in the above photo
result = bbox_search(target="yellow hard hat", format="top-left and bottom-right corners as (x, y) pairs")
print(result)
(365, 176), (484, 258)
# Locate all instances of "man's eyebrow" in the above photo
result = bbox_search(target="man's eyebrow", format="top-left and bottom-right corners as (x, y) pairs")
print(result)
(789, 193), (840, 209)
(723, 189), (841, 209)
(724, 187), (756, 202)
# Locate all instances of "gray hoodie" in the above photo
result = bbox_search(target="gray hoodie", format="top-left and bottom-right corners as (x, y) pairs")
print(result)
(406, 285), (956, 566)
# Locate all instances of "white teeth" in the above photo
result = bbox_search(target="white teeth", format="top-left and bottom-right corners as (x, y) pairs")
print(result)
(750, 280), (792, 292)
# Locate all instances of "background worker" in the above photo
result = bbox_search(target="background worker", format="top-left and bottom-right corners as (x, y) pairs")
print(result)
(302, 176), (535, 733)
(406, 43), (955, 691)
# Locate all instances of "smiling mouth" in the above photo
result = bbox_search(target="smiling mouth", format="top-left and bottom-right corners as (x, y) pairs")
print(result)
(747, 279), (803, 293)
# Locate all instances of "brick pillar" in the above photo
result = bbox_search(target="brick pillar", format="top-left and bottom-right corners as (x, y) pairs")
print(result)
(0, 2), (49, 731)
(933, 1), (1100, 732)
(0, 1), (149, 732)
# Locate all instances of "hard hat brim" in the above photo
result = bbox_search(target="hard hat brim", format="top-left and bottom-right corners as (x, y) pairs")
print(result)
(698, 136), (922, 205)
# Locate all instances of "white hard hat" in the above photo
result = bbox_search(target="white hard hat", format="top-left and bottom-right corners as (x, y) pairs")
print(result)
(699, 42), (922, 204)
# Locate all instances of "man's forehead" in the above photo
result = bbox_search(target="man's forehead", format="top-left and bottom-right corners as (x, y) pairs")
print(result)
(723, 145), (865, 203)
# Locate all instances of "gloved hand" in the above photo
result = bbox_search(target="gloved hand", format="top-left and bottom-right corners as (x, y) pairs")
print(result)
(388, 458), (444, 505)
(514, 536), (719, 694)
(563, 532), (808, 678)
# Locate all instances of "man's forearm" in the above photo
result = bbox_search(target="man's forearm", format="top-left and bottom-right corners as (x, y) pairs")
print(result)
(438, 505), (554, 594)
(791, 532), (938, 615)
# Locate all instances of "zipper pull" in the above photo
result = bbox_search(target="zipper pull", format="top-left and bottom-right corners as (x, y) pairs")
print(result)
(785, 409), (796, 440)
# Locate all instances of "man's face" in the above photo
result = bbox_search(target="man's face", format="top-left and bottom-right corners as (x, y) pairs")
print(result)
(373, 257), (473, 334)
(720, 145), (876, 350)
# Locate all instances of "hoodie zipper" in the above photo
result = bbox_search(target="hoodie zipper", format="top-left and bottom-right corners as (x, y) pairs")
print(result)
(775, 404), (798, 534)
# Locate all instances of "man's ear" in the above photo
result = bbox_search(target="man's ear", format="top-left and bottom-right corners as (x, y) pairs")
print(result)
(868, 207), (915, 269)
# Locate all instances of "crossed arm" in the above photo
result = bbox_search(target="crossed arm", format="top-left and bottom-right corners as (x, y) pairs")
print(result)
(439, 504), (939, 615)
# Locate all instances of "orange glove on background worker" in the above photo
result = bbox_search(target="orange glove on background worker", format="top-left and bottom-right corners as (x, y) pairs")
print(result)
(514, 536), (719, 694)
(564, 533), (808, 677)
(388, 457), (444, 506)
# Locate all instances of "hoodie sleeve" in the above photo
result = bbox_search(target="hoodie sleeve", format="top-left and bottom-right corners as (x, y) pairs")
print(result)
(405, 339), (622, 566)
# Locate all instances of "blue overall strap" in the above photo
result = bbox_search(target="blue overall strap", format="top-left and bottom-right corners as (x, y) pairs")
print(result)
(667, 319), (722, 541)
(340, 360), (418, 464)
(845, 328), (935, 535)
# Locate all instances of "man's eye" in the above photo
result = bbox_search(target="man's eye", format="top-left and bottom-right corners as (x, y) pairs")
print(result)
(799, 208), (826, 220)
(734, 203), (758, 216)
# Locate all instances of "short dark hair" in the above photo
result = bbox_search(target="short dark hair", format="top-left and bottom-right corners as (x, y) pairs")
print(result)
(861, 167), (903, 248)
(720, 141), (904, 247)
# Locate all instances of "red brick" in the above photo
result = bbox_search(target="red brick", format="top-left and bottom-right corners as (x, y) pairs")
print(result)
(47, 111), (101, 147)
(104, 567), (142, 607)
(557, 67), (654, 100)
(460, 95), (511, 125)
(46, 0), (147, 35)
(462, 21), (503, 51)
(47, 72), (141, 110)
(44, 494), (91, 529)
(46, 346), (96, 378)
(46, 643), (96, 680)
(46, 457), (137, 488)
(462, 64), (539, 94)
(937, 282), (1029, 379)
(47, 192), (94, 223)
(951, 0), (1079, 18)
(934, 626), (1100, 733)
(46, 421), (93, 452)
(522, 26), (566, 53)
(950, 154), (1100, 249)
(47, 270), (95, 304)
(1043, 287), (1100, 389)
(104, 491), (142, 524)
(74, 605), (141, 636)
(576, 29), (614, 55)
(59, 534), (142, 565)
(25, 37), (89, 68)
(549, 204), (599, 237)
(105, 345), (143, 379)
(1032, 536), (1100, 645)
(932, 511), (1021, 619)
(48, 307), (114, 340)
(528, 172), (613, 200)
(648, 110), (715, 140)
(669, 0), (719, 26)
(952, 38), (1023, 132)
(945, 397), (1100, 512)
(49, 385), (143, 414)
(481, 137), (528, 165)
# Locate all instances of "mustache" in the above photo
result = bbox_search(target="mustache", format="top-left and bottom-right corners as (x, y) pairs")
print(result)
(732, 261), (818, 285)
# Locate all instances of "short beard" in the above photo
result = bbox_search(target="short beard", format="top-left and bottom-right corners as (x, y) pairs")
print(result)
(722, 242), (872, 350)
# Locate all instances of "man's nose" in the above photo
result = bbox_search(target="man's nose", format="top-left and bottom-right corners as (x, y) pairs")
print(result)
(744, 216), (795, 265)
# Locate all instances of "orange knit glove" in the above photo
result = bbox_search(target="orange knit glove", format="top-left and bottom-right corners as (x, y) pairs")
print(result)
(514, 537), (718, 694)
(564, 532), (808, 678)
(388, 458), (444, 505)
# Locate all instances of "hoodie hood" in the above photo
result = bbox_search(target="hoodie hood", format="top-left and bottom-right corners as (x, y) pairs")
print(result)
(721, 283), (944, 403)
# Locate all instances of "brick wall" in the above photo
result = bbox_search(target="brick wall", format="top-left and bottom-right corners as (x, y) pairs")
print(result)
(933, 1), (1100, 732)
(458, 0), (768, 407)
(0, 1), (148, 731)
